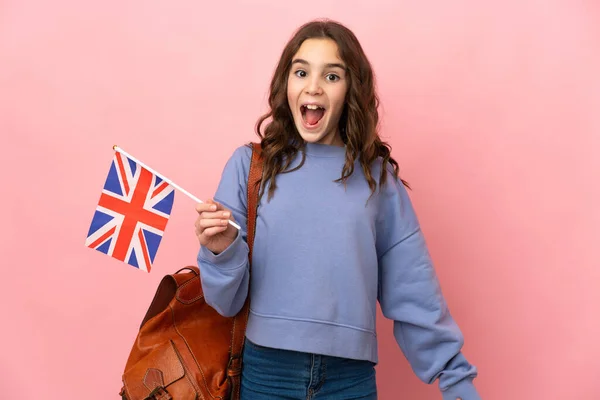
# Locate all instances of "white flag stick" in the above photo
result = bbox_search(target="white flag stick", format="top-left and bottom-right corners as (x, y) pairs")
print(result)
(113, 145), (241, 231)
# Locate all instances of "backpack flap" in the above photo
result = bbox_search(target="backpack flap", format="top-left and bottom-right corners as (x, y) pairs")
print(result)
(122, 340), (195, 400)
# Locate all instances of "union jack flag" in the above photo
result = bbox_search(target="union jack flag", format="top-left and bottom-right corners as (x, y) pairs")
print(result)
(85, 150), (175, 272)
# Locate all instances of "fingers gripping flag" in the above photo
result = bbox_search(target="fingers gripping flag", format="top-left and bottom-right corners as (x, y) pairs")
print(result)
(85, 148), (175, 272)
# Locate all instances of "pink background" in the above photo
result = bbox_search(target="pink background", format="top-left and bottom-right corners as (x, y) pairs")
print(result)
(1, 1), (599, 399)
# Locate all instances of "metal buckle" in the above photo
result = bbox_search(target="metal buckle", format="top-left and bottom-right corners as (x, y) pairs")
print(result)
(144, 386), (172, 400)
(227, 354), (242, 376)
(227, 354), (241, 367)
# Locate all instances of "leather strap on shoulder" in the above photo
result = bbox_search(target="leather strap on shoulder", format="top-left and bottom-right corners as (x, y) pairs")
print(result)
(246, 142), (263, 263)
(227, 142), (263, 399)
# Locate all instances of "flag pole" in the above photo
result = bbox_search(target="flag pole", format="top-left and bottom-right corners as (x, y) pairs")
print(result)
(113, 145), (242, 231)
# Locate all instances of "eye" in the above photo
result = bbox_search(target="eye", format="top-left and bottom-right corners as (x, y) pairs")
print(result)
(294, 70), (307, 78)
(326, 73), (340, 82)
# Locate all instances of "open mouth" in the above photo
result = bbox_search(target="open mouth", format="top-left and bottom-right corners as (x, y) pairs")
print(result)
(300, 104), (326, 127)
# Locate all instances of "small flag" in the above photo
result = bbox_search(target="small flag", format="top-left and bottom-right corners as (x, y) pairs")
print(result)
(85, 149), (175, 272)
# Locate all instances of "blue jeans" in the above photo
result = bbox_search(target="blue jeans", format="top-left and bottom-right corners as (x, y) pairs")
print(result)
(241, 338), (378, 399)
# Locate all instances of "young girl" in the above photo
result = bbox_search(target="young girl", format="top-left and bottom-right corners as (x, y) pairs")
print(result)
(195, 19), (480, 400)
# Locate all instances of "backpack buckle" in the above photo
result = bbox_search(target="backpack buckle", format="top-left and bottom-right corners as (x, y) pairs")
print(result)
(144, 386), (172, 400)
(227, 354), (242, 377)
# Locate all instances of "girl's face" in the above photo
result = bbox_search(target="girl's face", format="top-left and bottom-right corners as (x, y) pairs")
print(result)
(287, 38), (348, 146)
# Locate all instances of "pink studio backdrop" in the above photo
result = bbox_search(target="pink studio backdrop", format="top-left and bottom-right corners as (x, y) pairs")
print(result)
(1, 1), (599, 399)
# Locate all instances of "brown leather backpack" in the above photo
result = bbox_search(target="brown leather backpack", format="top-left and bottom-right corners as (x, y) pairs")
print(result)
(119, 143), (263, 400)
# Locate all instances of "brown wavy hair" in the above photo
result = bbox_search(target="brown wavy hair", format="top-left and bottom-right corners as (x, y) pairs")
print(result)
(254, 19), (409, 201)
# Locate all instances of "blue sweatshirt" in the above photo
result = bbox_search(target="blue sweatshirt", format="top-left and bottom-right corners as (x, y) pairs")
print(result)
(197, 142), (480, 400)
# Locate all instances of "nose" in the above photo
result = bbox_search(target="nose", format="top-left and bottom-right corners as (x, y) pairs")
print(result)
(304, 76), (323, 96)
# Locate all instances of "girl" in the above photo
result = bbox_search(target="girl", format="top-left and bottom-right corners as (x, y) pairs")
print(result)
(195, 19), (480, 400)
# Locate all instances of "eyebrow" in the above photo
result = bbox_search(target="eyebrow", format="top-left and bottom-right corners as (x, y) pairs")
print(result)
(291, 58), (347, 70)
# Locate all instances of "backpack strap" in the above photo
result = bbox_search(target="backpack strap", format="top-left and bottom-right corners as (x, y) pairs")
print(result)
(245, 142), (263, 273)
(227, 142), (263, 399)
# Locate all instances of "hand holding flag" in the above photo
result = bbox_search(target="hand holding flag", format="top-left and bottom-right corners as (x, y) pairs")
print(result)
(85, 145), (240, 272)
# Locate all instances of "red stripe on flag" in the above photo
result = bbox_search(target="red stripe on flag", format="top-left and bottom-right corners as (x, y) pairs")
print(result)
(151, 181), (169, 199)
(89, 226), (116, 249)
(138, 229), (152, 272)
(116, 153), (130, 196)
(99, 168), (168, 262)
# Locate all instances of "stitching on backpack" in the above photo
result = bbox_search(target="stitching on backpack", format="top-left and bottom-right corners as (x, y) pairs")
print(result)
(176, 276), (204, 304)
(171, 306), (220, 399)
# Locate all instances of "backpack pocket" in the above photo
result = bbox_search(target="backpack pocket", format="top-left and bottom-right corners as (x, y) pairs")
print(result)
(121, 339), (197, 400)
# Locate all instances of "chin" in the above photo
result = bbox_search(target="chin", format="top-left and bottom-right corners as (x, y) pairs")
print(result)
(294, 121), (338, 145)
(297, 129), (331, 144)
(298, 132), (325, 143)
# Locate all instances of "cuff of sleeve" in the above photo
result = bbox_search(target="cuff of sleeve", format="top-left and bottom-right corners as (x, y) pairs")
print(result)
(441, 378), (481, 400)
(197, 230), (247, 269)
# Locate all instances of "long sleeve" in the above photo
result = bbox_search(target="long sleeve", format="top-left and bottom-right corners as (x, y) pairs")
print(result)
(376, 170), (480, 400)
(196, 145), (252, 317)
